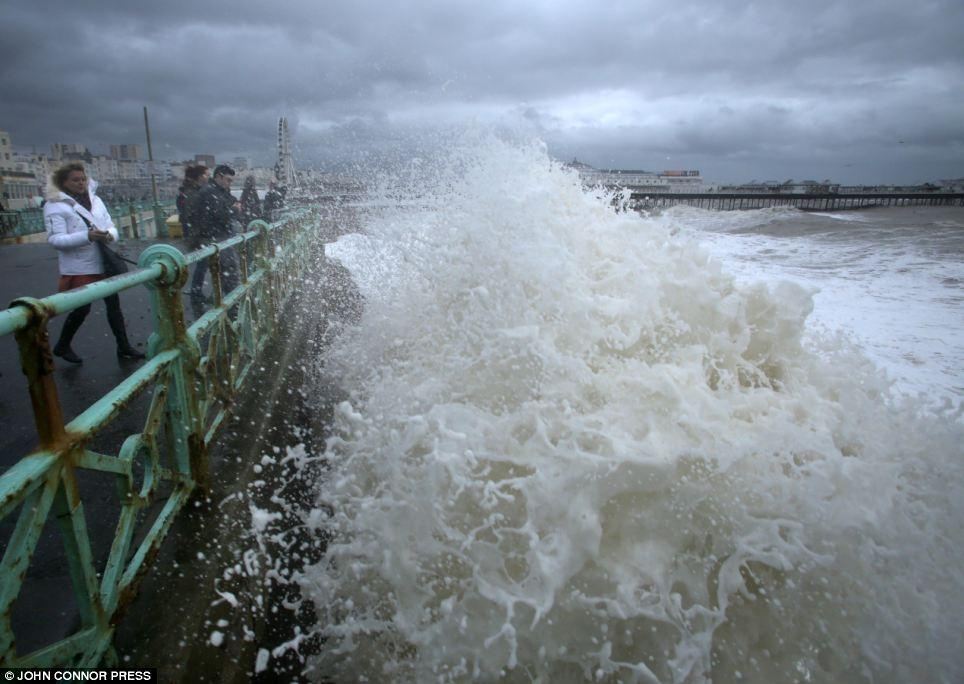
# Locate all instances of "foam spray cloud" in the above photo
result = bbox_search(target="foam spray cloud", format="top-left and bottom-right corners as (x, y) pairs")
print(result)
(292, 132), (964, 682)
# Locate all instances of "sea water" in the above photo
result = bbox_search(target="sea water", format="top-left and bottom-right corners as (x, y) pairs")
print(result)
(293, 136), (964, 683)
(662, 204), (964, 409)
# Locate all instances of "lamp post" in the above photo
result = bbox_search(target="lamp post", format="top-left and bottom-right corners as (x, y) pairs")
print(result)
(143, 106), (167, 238)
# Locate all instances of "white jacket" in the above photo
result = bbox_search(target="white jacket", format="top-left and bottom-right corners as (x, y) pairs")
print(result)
(44, 180), (119, 276)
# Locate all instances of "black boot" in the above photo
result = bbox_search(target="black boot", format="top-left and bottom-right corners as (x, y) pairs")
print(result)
(117, 345), (146, 360)
(106, 295), (146, 360)
(54, 307), (89, 364)
(54, 345), (83, 364)
(115, 332), (146, 360)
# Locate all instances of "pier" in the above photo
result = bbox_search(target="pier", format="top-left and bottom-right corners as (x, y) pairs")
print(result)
(629, 191), (964, 211)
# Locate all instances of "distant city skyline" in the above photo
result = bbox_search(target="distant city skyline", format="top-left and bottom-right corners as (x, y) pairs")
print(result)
(3, 122), (961, 192)
(0, 125), (287, 210)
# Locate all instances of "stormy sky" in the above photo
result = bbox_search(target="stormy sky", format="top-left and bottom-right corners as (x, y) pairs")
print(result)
(2, 0), (962, 184)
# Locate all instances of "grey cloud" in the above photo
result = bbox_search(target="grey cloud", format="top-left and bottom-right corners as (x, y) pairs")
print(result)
(1, 0), (962, 183)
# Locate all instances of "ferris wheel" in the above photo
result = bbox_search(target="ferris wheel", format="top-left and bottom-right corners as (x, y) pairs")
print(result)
(275, 117), (298, 189)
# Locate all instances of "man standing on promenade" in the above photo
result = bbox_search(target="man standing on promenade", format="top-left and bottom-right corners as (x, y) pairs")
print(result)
(191, 164), (241, 296)
(177, 164), (209, 299)
(262, 180), (284, 222)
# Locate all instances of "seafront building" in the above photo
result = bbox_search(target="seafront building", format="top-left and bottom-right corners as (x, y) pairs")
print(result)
(0, 127), (280, 210)
(0, 130), (47, 210)
(2, 129), (177, 208)
(109, 144), (141, 161)
(566, 160), (707, 193)
(194, 154), (216, 169)
(0, 120), (309, 242)
(568, 160), (960, 196)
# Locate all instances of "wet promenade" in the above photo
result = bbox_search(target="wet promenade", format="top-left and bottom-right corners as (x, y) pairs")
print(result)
(0, 238), (177, 472)
(0, 208), (361, 679)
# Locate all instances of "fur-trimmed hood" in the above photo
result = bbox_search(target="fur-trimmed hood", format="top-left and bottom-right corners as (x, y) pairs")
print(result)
(45, 178), (100, 203)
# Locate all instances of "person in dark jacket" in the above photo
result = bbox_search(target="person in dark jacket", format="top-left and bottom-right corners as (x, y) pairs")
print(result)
(239, 175), (262, 227)
(177, 164), (210, 298)
(177, 164), (209, 244)
(262, 181), (284, 222)
(191, 164), (241, 295)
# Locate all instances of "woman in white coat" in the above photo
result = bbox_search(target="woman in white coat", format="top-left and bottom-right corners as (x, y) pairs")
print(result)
(44, 161), (144, 363)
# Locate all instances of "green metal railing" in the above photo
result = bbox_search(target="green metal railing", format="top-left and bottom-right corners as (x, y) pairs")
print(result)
(0, 208), (320, 667)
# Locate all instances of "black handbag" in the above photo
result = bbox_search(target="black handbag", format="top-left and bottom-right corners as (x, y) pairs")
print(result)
(73, 209), (136, 276)
(96, 241), (130, 276)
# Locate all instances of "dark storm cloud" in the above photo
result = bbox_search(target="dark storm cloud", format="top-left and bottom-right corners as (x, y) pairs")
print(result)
(1, 0), (962, 182)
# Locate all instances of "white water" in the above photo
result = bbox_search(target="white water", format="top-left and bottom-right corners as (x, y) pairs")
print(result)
(293, 136), (964, 683)
(662, 204), (964, 409)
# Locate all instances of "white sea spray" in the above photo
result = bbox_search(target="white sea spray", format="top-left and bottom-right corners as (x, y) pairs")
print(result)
(664, 203), (964, 408)
(298, 135), (964, 683)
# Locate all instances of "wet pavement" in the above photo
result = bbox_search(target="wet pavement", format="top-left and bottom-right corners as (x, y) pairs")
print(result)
(110, 254), (361, 681)
(112, 303), (336, 681)
(1, 201), (359, 463)
(1, 207), (360, 677)
(0, 235), (212, 656)
(0, 236), (201, 470)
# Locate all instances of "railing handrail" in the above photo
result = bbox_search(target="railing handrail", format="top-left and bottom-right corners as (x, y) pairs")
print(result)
(0, 266), (163, 337)
(0, 221), (276, 337)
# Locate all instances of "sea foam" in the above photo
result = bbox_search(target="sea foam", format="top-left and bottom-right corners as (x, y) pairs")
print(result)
(298, 135), (964, 682)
